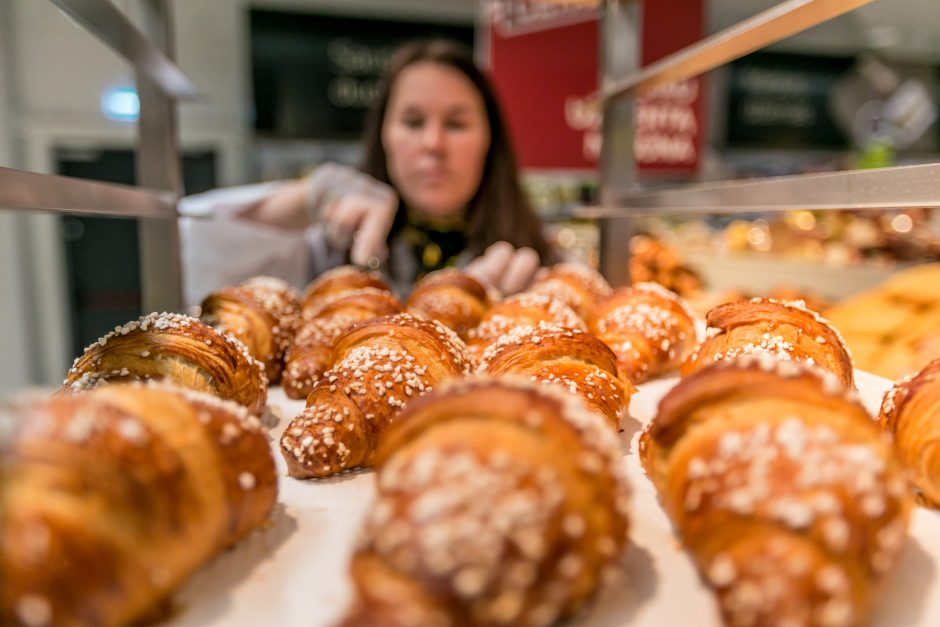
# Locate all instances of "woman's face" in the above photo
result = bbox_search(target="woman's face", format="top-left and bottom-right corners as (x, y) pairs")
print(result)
(382, 61), (492, 221)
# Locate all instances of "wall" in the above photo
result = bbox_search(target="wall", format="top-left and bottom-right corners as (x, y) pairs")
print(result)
(0, 1), (34, 397)
(0, 0), (473, 393)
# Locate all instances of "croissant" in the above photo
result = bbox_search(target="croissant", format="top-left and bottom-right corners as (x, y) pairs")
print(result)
(526, 262), (612, 321)
(588, 282), (698, 384)
(200, 275), (301, 384)
(0, 382), (277, 627)
(282, 288), (403, 400)
(477, 322), (634, 429)
(640, 356), (911, 627)
(340, 377), (631, 627)
(879, 357), (940, 507)
(468, 293), (586, 362)
(63, 312), (268, 415)
(301, 265), (392, 319)
(406, 268), (494, 341)
(683, 298), (854, 389)
(280, 313), (471, 479)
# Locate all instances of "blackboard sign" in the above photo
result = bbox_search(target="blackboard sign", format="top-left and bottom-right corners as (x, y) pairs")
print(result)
(727, 52), (854, 150)
(251, 10), (473, 140)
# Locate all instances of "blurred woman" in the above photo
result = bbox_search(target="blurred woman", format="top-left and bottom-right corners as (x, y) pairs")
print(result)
(180, 39), (556, 304)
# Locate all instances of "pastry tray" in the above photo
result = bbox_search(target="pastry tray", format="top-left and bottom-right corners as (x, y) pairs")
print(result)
(164, 371), (940, 626)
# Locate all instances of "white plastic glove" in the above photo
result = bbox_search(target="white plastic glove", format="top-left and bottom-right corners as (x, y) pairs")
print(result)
(465, 241), (541, 296)
(306, 164), (398, 268)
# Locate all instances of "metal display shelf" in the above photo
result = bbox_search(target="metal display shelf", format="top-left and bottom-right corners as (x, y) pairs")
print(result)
(592, 0), (940, 286)
(0, 166), (176, 219)
(51, 0), (199, 100)
(2, 0), (188, 312)
(595, 0), (875, 103)
(577, 163), (940, 217)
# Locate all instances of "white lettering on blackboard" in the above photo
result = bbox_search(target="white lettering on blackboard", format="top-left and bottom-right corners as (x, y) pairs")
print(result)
(328, 76), (379, 109)
(740, 99), (815, 127)
(327, 38), (391, 75)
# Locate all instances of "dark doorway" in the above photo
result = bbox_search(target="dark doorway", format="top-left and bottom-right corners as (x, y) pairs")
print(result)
(56, 148), (216, 359)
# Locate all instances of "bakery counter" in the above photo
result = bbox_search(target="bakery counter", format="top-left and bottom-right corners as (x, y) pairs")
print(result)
(682, 251), (904, 301)
(164, 375), (940, 627)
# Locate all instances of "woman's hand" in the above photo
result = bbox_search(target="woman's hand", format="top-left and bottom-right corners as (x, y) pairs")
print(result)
(465, 242), (541, 296)
(244, 164), (398, 267)
(321, 191), (398, 267)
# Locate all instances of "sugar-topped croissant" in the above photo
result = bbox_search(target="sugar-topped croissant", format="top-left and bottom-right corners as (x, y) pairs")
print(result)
(301, 265), (392, 320)
(406, 268), (494, 341)
(683, 298), (854, 389)
(879, 357), (940, 507)
(477, 322), (634, 428)
(468, 293), (586, 362)
(280, 313), (471, 479)
(0, 382), (277, 627)
(63, 313), (268, 415)
(588, 282), (698, 384)
(200, 275), (301, 384)
(340, 377), (631, 627)
(640, 356), (911, 627)
(527, 262), (612, 321)
(283, 288), (403, 400)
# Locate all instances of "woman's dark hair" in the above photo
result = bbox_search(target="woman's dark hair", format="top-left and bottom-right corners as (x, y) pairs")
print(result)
(360, 39), (557, 264)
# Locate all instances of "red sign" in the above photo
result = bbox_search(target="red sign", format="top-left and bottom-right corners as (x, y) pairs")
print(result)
(635, 0), (705, 176)
(485, 1), (704, 175)
(486, 3), (599, 171)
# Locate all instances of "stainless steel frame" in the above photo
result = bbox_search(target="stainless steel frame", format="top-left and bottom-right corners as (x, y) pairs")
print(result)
(135, 0), (184, 312)
(50, 0), (199, 100)
(596, 0), (875, 104)
(2, 0), (189, 313)
(587, 0), (940, 285)
(0, 166), (175, 219)
(582, 163), (940, 217)
(597, 0), (640, 287)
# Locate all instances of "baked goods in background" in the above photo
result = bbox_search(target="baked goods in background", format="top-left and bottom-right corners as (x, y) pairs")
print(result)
(477, 322), (635, 428)
(825, 263), (940, 380)
(683, 298), (855, 389)
(641, 357), (911, 627)
(766, 285), (831, 316)
(283, 288), (402, 400)
(300, 265), (392, 320)
(280, 313), (471, 479)
(0, 383), (277, 627)
(468, 292), (586, 362)
(200, 275), (301, 384)
(879, 357), (940, 507)
(406, 268), (493, 341)
(526, 262), (612, 321)
(340, 378), (631, 627)
(63, 312), (268, 416)
(589, 282), (698, 384)
(629, 233), (704, 298)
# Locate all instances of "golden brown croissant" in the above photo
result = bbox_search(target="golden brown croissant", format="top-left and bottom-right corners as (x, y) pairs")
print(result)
(340, 377), (631, 627)
(406, 268), (494, 341)
(468, 293), (586, 362)
(588, 282), (698, 384)
(526, 262), (612, 321)
(200, 275), (301, 384)
(477, 322), (634, 429)
(282, 288), (403, 400)
(63, 312), (268, 415)
(683, 298), (854, 389)
(301, 265), (392, 319)
(640, 356), (911, 627)
(0, 382), (277, 627)
(280, 313), (471, 479)
(879, 357), (940, 507)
